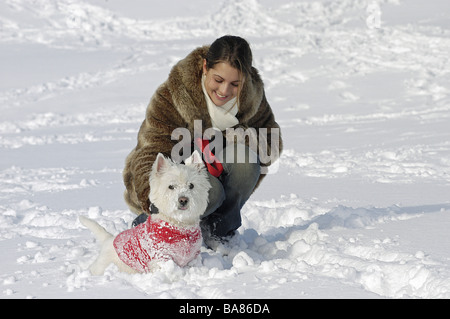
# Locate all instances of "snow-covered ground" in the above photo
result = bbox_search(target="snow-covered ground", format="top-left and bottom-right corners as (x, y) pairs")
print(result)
(1, 0), (450, 299)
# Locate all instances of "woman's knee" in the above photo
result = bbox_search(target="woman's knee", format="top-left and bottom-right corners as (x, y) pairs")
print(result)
(221, 144), (260, 183)
(221, 143), (259, 166)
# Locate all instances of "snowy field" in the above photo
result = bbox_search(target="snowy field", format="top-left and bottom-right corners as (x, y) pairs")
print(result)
(1, 0), (450, 299)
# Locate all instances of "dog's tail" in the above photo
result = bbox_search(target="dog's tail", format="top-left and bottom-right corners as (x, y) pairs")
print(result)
(79, 216), (113, 243)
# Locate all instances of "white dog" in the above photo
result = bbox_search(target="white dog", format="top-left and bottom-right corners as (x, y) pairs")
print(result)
(79, 151), (211, 275)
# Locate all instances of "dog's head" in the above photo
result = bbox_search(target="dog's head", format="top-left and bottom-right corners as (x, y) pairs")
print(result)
(149, 151), (211, 226)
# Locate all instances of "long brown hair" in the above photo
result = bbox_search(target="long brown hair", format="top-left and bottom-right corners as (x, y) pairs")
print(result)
(205, 35), (253, 110)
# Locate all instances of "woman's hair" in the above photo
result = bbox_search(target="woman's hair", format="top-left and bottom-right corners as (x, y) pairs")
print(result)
(205, 35), (253, 79)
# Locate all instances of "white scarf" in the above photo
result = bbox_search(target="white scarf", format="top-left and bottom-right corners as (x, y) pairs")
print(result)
(202, 74), (239, 131)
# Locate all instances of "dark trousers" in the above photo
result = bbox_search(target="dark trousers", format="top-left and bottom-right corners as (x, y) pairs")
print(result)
(200, 144), (261, 244)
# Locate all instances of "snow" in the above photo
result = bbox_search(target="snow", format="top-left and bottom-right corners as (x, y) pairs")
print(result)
(1, 0), (450, 299)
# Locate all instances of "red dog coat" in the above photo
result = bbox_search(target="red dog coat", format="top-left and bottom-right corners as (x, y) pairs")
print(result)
(113, 216), (202, 273)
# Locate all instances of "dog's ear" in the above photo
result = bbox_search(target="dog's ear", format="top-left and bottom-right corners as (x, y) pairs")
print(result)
(154, 153), (168, 174)
(185, 150), (205, 170)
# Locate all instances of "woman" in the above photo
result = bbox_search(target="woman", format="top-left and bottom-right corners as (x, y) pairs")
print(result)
(123, 35), (282, 249)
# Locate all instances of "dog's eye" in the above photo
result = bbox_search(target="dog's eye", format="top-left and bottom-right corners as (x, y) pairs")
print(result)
(168, 185), (175, 190)
(189, 183), (194, 189)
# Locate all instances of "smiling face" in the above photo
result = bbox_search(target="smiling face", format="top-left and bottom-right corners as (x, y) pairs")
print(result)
(203, 59), (242, 107)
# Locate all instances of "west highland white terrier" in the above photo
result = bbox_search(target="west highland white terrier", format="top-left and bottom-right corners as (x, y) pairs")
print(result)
(79, 151), (211, 275)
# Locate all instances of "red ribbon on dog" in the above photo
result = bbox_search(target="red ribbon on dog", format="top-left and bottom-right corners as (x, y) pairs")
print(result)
(194, 138), (223, 177)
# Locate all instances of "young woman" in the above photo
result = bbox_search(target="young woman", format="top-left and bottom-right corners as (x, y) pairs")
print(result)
(123, 35), (282, 249)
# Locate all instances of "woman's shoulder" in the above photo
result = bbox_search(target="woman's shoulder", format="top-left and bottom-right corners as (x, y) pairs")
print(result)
(164, 46), (207, 95)
(172, 45), (209, 73)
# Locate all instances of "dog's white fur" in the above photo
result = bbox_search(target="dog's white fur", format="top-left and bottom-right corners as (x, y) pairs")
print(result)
(79, 151), (211, 275)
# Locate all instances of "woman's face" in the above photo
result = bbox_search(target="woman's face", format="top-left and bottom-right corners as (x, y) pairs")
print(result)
(203, 60), (241, 107)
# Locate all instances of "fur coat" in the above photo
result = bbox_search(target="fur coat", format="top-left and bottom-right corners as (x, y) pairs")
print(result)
(123, 45), (283, 214)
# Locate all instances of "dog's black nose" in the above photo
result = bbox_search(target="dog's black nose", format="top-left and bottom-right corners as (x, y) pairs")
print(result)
(178, 197), (189, 207)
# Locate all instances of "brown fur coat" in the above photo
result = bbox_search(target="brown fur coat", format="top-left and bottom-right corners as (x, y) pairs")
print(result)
(123, 45), (283, 214)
